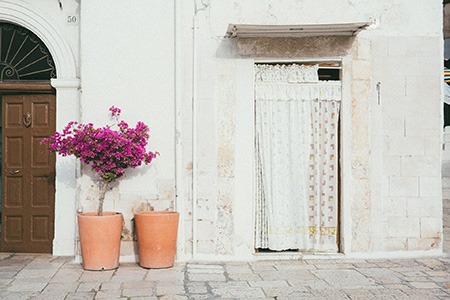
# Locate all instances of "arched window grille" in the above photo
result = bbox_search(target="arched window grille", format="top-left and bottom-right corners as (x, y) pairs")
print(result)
(0, 22), (56, 81)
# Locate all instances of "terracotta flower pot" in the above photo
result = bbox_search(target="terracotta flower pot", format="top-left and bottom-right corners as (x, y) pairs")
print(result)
(77, 212), (124, 271)
(135, 211), (179, 268)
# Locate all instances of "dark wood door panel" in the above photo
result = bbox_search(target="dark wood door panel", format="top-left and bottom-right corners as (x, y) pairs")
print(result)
(4, 137), (23, 168)
(1, 94), (55, 253)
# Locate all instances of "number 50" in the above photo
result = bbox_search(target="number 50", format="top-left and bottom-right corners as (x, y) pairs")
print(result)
(67, 15), (77, 23)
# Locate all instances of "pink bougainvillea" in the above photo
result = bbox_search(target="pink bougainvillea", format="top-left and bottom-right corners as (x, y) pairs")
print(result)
(42, 106), (158, 215)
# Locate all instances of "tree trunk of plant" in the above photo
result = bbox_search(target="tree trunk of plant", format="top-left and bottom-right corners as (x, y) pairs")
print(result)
(98, 180), (110, 216)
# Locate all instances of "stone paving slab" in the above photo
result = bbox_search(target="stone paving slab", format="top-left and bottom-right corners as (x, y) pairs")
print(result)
(0, 253), (448, 299)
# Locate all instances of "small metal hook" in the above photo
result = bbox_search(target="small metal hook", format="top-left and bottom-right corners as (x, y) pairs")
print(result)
(376, 82), (381, 105)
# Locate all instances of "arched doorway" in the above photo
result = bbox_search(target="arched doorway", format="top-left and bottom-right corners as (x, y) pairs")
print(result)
(0, 1), (80, 256)
(0, 22), (56, 253)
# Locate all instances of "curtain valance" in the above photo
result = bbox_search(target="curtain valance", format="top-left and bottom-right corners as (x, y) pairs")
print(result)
(255, 82), (341, 101)
(255, 64), (319, 83)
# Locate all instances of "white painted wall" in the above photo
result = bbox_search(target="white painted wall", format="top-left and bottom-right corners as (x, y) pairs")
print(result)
(79, 0), (176, 260)
(0, 0), (443, 260)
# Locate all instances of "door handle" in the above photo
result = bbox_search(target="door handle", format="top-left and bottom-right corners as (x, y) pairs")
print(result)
(23, 113), (32, 128)
(7, 170), (20, 175)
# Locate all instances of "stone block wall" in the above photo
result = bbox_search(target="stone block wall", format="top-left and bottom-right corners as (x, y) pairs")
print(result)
(178, 1), (444, 258)
(372, 34), (443, 253)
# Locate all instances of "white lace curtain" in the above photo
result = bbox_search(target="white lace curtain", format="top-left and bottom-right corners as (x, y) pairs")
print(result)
(255, 64), (340, 252)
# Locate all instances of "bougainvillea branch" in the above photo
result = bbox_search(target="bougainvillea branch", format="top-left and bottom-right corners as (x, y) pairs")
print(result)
(42, 106), (158, 216)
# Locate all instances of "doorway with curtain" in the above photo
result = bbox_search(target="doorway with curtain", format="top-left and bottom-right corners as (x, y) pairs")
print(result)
(254, 62), (341, 253)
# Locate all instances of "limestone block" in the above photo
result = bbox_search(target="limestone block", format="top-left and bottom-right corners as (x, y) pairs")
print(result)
(407, 237), (440, 250)
(382, 156), (401, 176)
(388, 136), (426, 156)
(382, 237), (408, 251)
(372, 59), (407, 97)
(352, 60), (371, 80)
(425, 135), (441, 157)
(382, 197), (407, 217)
(402, 156), (440, 177)
(388, 36), (407, 57)
(419, 177), (441, 197)
(405, 57), (441, 77)
(356, 37), (371, 60)
(382, 106), (405, 137)
(389, 176), (419, 197)
(406, 37), (440, 57)
(407, 197), (441, 218)
(371, 37), (389, 60)
(388, 217), (420, 238)
(406, 75), (440, 99)
(382, 84), (408, 111)
(420, 217), (442, 238)
(405, 111), (441, 133)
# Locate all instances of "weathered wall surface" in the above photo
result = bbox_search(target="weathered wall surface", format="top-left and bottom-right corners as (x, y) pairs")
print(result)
(177, 0), (443, 259)
(1, 0), (443, 260)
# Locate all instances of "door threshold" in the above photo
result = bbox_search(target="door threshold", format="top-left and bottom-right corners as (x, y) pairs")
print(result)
(253, 249), (343, 260)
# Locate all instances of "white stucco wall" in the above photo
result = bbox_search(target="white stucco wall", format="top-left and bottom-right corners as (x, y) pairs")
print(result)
(0, 0), (443, 261)
(176, 0), (443, 260)
(79, 0), (176, 260)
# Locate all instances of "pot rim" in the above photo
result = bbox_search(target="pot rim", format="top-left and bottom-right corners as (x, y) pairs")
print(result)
(134, 211), (179, 216)
(78, 212), (123, 218)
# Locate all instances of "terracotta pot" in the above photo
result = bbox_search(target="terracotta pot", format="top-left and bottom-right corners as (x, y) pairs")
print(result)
(135, 211), (179, 268)
(77, 212), (124, 271)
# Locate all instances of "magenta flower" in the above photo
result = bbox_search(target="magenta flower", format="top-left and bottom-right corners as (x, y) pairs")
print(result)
(109, 106), (122, 118)
(41, 106), (158, 216)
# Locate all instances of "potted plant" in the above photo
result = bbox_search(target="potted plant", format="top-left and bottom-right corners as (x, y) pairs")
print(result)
(42, 106), (158, 270)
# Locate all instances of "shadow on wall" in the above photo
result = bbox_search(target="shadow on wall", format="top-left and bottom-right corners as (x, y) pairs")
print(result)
(215, 36), (356, 59)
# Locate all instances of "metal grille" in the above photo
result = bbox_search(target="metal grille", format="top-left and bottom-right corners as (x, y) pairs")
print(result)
(0, 23), (56, 81)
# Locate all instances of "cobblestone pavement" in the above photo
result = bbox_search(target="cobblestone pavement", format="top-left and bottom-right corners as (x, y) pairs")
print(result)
(0, 253), (449, 299)
(0, 198), (448, 299)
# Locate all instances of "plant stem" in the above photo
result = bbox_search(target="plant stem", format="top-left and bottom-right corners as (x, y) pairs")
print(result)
(98, 179), (110, 216)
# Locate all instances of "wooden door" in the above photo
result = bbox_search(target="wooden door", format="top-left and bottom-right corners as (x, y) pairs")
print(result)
(1, 94), (56, 253)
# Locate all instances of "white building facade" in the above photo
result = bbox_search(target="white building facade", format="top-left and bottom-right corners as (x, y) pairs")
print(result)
(0, 0), (444, 262)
